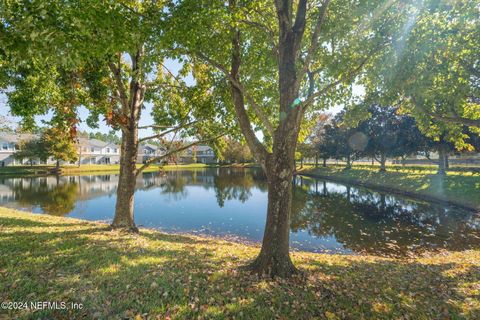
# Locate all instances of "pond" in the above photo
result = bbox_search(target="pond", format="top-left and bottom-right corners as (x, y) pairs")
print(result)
(0, 168), (478, 257)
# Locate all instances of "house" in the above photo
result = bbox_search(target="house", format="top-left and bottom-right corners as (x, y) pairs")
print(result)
(0, 132), (37, 166)
(77, 138), (121, 165)
(0, 132), (168, 166)
(181, 145), (217, 164)
(137, 143), (166, 164)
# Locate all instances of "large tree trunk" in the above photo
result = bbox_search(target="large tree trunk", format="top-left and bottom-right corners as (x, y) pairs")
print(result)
(108, 47), (145, 232)
(322, 157), (327, 167)
(111, 127), (139, 231)
(245, 155), (297, 277)
(227, 0), (308, 278)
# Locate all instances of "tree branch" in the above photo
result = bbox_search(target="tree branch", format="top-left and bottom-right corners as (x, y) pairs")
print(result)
(418, 105), (480, 128)
(138, 120), (198, 143)
(301, 46), (376, 110)
(195, 52), (275, 136)
(239, 19), (278, 59)
(108, 59), (129, 112)
(299, 0), (331, 80)
(138, 124), (172, 130)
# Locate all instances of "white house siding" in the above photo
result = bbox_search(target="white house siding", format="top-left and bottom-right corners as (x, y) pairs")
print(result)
(0, 133), (166, 166)
(181, 145), (217, 164)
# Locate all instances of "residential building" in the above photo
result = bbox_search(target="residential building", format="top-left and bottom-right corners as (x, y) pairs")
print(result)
(137, 143), (166, 164)
(77, 138), (121, 165)
(0, 132), (165, 166)
(0, 133), (37, 166)
(181, 145), (217, 164)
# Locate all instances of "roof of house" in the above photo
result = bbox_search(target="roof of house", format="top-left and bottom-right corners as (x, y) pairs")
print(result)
(142, 143), (159, 150)
(0, 132), (38, 143)
(193, 145), (213, 152)
(78, 137), (119, 148)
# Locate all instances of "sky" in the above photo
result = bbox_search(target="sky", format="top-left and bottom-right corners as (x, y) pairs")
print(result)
(0, 58), (347, 139)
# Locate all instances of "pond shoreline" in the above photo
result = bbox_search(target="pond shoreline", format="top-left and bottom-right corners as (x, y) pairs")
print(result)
(299, 169), (479, 212)
(0, 163), (259, 178)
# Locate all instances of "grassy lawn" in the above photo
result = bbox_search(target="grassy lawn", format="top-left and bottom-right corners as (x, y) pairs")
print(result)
(300, 166), (480, 210)
(0, 163), (258, 177)
(0, 164), (211, 177)
(0, 208), (478, 319)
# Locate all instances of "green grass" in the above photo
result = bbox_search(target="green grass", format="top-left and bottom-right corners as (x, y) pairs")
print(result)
(1, 208), (478, 319)
(0, 164), (206, 177)
(300, 166), (480, 210)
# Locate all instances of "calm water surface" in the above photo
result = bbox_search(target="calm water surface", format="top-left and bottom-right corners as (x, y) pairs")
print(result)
(0, 168), (478, 257)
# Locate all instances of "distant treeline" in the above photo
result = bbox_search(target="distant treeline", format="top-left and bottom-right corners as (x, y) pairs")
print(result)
(301, 105), (480, 174)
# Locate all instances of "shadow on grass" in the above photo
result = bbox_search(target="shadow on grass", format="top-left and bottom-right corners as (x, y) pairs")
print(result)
(0, 215), (478, 319)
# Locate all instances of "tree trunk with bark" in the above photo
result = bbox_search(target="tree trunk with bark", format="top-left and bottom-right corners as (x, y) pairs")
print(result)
(246, 149), (298, 277)
(437, 145), (447, 175)
(111, 127), (139, 231)
(346, 154), (352, 169)
(223, 0), (333, 278)
(379, 152), (387, 172)
(109, 48), (145, 232)
(322, 157), (327, 167)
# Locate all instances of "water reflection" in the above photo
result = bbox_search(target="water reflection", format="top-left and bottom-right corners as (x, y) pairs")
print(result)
(0, 169), (478, 256)
(292, 177), (480, 256)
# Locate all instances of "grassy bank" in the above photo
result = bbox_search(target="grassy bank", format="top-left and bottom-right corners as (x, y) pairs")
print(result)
(0, 164), (209, 177)
(300, 166), (480, 210)
(1, 208), (478, 319)
(0, 163), (258, 177)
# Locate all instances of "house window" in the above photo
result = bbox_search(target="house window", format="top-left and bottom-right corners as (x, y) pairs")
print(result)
(2, 143), (8, 150)
(83, 147), (87, 152)
(114, 148), (118, 153)
(106, 147), (110, 153)
(91, 147), (95, 152)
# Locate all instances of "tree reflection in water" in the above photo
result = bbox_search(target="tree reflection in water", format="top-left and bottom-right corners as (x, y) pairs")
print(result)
(7, 177), (78, 216)
(159, 168), (267, 207)
(290, 176), (480, 257)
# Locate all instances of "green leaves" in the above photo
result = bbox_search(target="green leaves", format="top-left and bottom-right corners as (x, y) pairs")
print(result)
(367, 0), (480, 142)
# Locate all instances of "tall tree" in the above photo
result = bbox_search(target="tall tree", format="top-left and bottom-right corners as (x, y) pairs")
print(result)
(169, 0), (412, 276)
(13, 138), (48, 166)
(356, 105), (423, 172)
(1, 1), (225, 231)
(309, 113), (332, 167)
